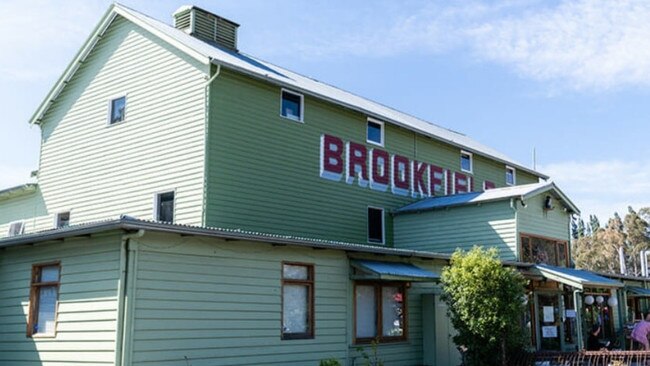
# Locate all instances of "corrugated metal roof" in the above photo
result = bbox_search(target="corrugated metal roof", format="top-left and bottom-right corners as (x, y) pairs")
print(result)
(0, 216), (453, 261)
(395, 181), (579, 214)
(29, 3), (548, 179)
(350, 259), (439, 281)
(535, 264), (623, 290)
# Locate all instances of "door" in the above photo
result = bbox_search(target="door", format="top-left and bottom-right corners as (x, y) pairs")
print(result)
(433, 295), (461, 366)
(537, 293), (563, 351)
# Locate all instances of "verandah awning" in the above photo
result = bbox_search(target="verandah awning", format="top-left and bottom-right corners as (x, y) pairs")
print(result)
(535, 264), (623, 290)
(350, 259), (440, 282)
(627, 286), (650, 297)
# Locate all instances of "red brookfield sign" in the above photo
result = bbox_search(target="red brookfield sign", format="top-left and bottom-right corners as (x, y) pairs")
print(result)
(320, 134), (495, 198)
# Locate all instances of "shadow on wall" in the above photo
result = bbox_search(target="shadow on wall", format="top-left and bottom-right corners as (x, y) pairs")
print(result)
(0, 187), (49, 234)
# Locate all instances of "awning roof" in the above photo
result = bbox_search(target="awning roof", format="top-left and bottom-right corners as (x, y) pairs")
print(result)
(535, 264), (623, 290)
(350, 259), (440, 282)
(627, 286), (650, 297)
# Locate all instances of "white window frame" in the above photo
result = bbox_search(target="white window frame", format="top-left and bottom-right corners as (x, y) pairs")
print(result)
(107, 94), (128, 126)
(505, 166), (516, 186)
(367, 206), (385, 245)
(366, 118), (385, 147)
(153, 190), (176, 223)
(8, 221), (25, 236)
(460, 150), (473, 174)
(53, 211), (71, 229)
(280, 88), (304, 123)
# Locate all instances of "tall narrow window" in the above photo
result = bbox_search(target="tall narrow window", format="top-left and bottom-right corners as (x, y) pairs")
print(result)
(28, 263), (61, 337)
(8, 221), (24, 237)
(280, 89), (303, 122)
(155, 191), (175, 223)
(55, 212), (70, 228)
(109, 96), (126, 124)
(368, 207), (384, 244)
(460, 151), (473, 173)
(355, 282), (406, 343)
(367, 118), (384, 146)
(282, 263), (314, 339)
(505, 166), (516, 186)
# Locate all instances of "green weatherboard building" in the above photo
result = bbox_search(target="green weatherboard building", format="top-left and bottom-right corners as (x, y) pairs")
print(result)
(0, 4), (645, 365)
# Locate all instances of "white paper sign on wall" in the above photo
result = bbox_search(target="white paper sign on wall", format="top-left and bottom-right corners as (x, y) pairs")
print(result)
(542, 326), (558, 338)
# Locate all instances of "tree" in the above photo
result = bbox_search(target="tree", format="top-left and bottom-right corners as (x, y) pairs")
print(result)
(441, 247), (527, 366)
(589, 215), (601, 233)
(624, 206), (650, 275)
(577, 218), (586, 238)
(574, 224), (621, 273)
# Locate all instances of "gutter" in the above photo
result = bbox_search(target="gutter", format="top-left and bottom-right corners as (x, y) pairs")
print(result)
(201, 62), (222, 226)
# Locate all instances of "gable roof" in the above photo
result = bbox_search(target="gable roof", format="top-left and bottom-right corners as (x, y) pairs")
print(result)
(29, 3), (547, 179)
(0, 183), (38, 202)
(394, 181), (580, 214)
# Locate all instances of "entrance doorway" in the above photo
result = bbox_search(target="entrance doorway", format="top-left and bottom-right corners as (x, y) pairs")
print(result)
(537, 293), (562, 351)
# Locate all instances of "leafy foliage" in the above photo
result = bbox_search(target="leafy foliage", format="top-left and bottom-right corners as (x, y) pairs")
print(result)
(319, 358), (342, 366)
(441, 247), (527, 366)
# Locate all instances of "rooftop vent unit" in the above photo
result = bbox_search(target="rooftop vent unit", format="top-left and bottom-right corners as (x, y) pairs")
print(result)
(173, 5), (239, 51)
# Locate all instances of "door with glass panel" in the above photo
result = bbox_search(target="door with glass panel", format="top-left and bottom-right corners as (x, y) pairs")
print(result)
(537, 293), (563, 351)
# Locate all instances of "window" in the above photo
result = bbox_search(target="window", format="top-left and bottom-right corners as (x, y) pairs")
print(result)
(460, 151), (473, 173)
(55, 212), (70, 229)
(520, 234), (569, 267)
(155, 191), (175, 223)
(368, 207), (384, 244)
(109, 96), (126, 124)
(280, 89), (303, 122)
(28, 263), (61, 337)
(282, 263), (314, 339)
(355, 282), (406, 343)
(367, 118), (384, 146)
(8, 221), (24, 237)
(506, 166), (516, 186)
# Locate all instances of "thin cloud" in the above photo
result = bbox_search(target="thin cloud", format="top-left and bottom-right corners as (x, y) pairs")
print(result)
(540, 160), (650, 220)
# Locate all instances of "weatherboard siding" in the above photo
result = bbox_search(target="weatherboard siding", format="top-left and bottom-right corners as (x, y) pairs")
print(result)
(126, 233), (447, 366)
(36, 15), (207, 228)
(516, 194), (571, 259)
(205, 68), (538, 245)
(393, 201), (518, 260)
(0, 234), (121, 365)
(0, 190), (51, 238)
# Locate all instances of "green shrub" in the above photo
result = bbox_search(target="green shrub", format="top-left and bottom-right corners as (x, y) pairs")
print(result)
(319, 358), (342, 366)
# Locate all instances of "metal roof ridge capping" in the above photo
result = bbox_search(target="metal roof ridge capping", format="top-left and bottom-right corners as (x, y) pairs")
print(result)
(28, 2), (548, 180)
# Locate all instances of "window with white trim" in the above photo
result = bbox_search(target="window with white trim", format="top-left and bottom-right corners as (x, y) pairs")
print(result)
(367, 119), (384, 146)
(282, 263), (314, 340)
(109, 96), (126, 124)
(460, 151), (473, 173)
(506, 166), (516, 186)
(55, 212), (70, 229)
(355, 282), (406, 343)
(281, 89), (303, 122)
(8, 221), (24, 237)
(155, 191), (175, 223)
(367, 207), (384, 244)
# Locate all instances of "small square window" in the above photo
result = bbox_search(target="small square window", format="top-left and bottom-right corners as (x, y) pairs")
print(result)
(367, 119), (384, 146)
(109, 96), (126, 124)
(155, 191), (175, 223)
(8, 221), (24, 237)
(281, 90), (303, 122)
(55, 212), (70, 229)
(460, 151), (473, 173)
(368, 207), (384, 244)
(505, 166), (516, 186)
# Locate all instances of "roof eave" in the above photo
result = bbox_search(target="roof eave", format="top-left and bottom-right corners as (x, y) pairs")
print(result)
(29, 4), (211, 126)
(521, 182), (580, 214)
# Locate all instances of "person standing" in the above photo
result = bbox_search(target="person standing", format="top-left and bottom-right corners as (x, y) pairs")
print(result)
(631, 314), (650, 350)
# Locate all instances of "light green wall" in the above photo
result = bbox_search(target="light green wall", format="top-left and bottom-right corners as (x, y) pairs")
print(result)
(394, 201), (518, 260)
(516, 195), (571, 260)
(124, 232), (452, 366)
(0, 189), (50, 238)
(34, 15), (207, 228)
(0, 234), (122, 365)
(206, 68), (540, 246)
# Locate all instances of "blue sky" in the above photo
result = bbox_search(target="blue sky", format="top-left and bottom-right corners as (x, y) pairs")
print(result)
(2, 0), (649, 221)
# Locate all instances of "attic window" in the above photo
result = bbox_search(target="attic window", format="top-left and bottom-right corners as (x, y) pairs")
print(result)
(109, 96), (126, 124)
(460, 151), (473, 174)
(55, 212), (70, 229)
(505, 166), (516, 186)
(367, 119), (384, 146)
(281, 89), (303, 122)
(8, 221), (24, 237)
